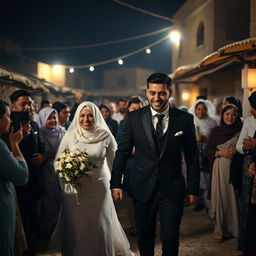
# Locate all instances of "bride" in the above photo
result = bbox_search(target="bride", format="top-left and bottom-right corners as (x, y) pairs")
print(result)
(51, 101), (132, 256)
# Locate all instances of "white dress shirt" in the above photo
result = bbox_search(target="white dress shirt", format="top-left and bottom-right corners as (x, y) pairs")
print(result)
(236, 115), (256, 154)
(150, 105), (169, 134)
(112, 112), (125, 124)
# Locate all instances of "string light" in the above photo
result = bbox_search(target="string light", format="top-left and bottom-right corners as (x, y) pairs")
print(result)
(69, 68), (74, 73)
(65, 34), (170, 69)
(9, 32), (178, 70)
(146, 48), (151, 54)
(118, 59), (123, 65)
(23, 26), (173, 51)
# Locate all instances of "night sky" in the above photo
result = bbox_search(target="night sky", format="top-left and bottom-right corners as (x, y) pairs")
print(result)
(2, 0), (186, 78)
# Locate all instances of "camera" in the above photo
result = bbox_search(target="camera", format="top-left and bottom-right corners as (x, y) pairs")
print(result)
(10, 111), (30, 132)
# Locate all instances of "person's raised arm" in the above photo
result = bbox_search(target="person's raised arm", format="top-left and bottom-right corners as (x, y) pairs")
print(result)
(1, 127), (28, 186)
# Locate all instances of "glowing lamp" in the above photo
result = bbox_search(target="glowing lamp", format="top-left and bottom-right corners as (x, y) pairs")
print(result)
(242, 64), (256, 89)
(146, 48), (151, 54)
(169, 31), (181, 45)
(181, 91), (190, 101)
(53, 65), (61, 74)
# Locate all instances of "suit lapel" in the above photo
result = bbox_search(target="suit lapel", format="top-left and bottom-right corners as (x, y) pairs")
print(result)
(160, 107), (179, 159)
(142, 106), (157, 154)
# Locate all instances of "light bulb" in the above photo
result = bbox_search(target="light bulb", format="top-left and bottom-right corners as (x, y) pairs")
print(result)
(169, 31), (181, 45)
(182, 92), (189, 101)
(53, 65), (61, 74)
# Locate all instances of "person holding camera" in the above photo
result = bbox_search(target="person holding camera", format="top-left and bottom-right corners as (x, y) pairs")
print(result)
(10, 90), (46, 255)
(0, 100), (29, 256)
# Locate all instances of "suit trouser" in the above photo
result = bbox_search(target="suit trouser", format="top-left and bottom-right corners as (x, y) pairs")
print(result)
(16, 192), (39, 255)
(133, 181), (184, 256)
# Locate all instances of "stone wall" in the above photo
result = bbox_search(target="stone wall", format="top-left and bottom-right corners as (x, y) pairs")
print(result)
(0, 84), (20, 104)
(0, 83), (70, 107)
(172, 0), (215, 71)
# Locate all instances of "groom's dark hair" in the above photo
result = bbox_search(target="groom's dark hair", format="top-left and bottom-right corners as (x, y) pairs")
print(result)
(147, 73), (172, 89)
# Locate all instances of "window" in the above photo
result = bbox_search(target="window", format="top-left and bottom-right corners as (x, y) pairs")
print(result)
(196, 22), (204, 46)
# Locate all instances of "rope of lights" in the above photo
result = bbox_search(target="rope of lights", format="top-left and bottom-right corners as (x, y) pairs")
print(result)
(66, 34), (170, 69)
(8, 34), (171, 70)
(113, 0), (180, 24)
(23, 26), (174, 51)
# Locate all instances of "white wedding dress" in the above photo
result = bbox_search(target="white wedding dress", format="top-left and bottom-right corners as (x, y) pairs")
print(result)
(51, 134), (132, 256)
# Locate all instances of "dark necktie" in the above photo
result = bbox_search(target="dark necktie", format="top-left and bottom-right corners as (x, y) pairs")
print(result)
(156, 114), (165, 139)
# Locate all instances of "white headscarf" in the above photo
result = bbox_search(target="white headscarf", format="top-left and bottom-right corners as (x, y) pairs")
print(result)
(37, 107), (59, 129)
(189, 99), (216, 119)
(189, 99), (217, 136)
(67, 101), (111, 144)
(37, 107), (65, 150)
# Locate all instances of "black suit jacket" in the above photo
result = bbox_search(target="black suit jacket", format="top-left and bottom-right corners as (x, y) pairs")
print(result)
(110, 105), (200, 203)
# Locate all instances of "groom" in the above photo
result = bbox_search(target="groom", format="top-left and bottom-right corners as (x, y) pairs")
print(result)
(110, 73), (200, 255)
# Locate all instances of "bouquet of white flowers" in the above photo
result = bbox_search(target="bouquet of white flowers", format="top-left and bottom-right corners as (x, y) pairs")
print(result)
(55, 148), (97, 185)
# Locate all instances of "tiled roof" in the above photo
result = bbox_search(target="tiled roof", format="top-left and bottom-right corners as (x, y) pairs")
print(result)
(172, 37), (256, 81)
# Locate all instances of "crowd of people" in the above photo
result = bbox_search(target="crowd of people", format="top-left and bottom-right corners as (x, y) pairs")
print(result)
(0, 72), (256, 256)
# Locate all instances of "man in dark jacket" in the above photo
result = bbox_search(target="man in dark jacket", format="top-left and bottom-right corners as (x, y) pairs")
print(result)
(111, 73), (200, 256)
(10, 90), (46, 256)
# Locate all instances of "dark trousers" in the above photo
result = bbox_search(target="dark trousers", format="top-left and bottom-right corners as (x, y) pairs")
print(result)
(244, 203), (256, 256)
(133, 181), (184, 256)
(17, 193), (39, 255)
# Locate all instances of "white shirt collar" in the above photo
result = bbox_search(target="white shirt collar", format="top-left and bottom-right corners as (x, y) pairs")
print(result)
(150, 104), (170, 117)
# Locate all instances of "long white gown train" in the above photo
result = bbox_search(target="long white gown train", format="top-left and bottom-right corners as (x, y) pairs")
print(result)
(50, 136), (132, 256)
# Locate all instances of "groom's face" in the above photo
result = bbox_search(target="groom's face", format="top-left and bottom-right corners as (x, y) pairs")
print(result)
(146, 83), (172, 112)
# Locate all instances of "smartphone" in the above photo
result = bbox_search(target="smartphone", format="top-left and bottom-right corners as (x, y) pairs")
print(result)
(10, 111), (30, 132)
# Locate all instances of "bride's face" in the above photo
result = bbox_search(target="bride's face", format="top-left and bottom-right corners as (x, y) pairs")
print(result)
(79, 107), (95, 130)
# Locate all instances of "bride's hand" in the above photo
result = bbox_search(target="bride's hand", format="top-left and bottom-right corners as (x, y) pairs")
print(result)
(111, 189), (123, 202)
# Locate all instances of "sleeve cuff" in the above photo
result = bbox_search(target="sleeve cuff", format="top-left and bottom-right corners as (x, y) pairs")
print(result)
(15, 157), (25, 162)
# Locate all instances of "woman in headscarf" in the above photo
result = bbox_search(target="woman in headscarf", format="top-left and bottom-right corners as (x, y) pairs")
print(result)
(223, 96), (243, 119)
(99, 104), (118, 138)
(52, 101), (71, 130)
(206, 104), (242, 243)
(37, 107), (65, 238)
(189, 99), (217, 212)
(51, 102), (132, 256)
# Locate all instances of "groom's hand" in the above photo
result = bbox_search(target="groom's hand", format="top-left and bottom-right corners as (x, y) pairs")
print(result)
(184, 194), (197, 206)
(111, 189), (123, 202)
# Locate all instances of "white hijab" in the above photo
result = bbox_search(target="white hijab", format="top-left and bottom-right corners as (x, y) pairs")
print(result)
(37, 107), (65, 150)
(67, 101), (111, 144)
(37, 107), (58, 128)
(189, 99), (217, 136)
